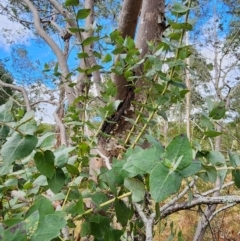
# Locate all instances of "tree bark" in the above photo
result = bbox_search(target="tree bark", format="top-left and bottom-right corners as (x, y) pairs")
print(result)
(114, 0), (143, 101)
(22, 0), (76, 105)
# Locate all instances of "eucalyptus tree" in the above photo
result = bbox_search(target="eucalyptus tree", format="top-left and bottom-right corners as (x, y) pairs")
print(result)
(1, 1), (240, 241)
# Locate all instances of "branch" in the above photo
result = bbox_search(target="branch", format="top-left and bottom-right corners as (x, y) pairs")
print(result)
(161, 195), (240, 219)
(134, 203), (156, 241)
(53, 103), (67, 146)
(95, 149), (112, 170)
(0, 79), (31, 112)
(160, 177), (198, 212)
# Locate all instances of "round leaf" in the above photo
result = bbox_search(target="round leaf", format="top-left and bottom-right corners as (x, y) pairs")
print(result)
(150, 163), (182, 202)
(47, 168), (66, 194)
(34, 151), (55, 179)
(1, 133), (38, 165)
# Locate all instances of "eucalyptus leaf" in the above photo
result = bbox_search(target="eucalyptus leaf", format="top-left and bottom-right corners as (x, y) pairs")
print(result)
(47, 168), (66, 194)
(150, 163), (182, 202)
(1, 133), (38, 165)
(166, 134), (192, 170)
(34, 151), (55, 179)
(124, 178), (145, 202)
(76, 9), (91, 19)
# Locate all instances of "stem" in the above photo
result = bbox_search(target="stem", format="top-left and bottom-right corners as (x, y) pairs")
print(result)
(73, 191), (132, 220)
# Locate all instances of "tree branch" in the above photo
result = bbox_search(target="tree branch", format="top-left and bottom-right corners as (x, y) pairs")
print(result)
(0, 78), (31, 112)
(161, 195), (240, 219)
(134, 203), (156, 241)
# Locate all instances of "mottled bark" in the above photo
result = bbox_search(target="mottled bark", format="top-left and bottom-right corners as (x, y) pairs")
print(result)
(115, 0), (143, 101)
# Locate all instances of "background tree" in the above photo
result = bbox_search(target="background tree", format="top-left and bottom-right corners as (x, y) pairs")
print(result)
(0, 62), (14, 105)
(0, 0), (240, 241)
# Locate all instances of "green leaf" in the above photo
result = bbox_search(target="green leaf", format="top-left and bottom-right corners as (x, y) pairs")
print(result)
(157, 110), (168, 121)
(232, 170), (240, 188)
(115, 199), (130, 226)
(99, 169), (120, 195)
(93, 51), (101, 58)
(203, 130), (222, 137)
(81, 36), (99, 46)
(205, 151), (226, 166)
(68, 27), (85, 33)
(198, 165), (217, 183)
(172, 2), (190, 13)
(123, 37), (135, 50)
(75, 194), (85, 214)
(1, 133), (38, 165)
(206, 97), (214, 112)
(66, 164), (79, 175)
(0, 100), (13, 122)
(103, 53), (112, 63)
(150, 163), (182, 202)
(229, 152), (240, 167)
(65, 0), (79, 6)
(171, 22), (192, 30)
(0, 164), (12, 176)
(207, 63), (214, 71)
(112, 46), (125, 55)
(4, 222), (27, 241)
(200, 115), (214, 130)
(76, 9), (91, 19)
(26, 196), (54, 220)
(179, 161), (202, 177)
(25, 211), (39, 239)
(47, 168), (66, 194)
(77, 52), (89, 59)
(80, 222), (91, 237)
(32, 212), (66, 241)
(37, 132), (56, 149)
(165, 134), (192, 170)
(168, 32), (182, 40)
(124, 178), (145, 202)
(125, 148), (161, 174)
(86, 64), (103, 74)
(34, 151), (55, 179)
(54, 146), (75, 167)
(209, 102), (226, 120)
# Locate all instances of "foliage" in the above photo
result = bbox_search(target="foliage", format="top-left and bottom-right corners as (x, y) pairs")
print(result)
(0, 0), (240, 240)
(0, 62), (14, 106)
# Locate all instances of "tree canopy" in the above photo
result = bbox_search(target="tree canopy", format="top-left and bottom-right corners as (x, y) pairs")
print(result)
(0, 0), (240, 240)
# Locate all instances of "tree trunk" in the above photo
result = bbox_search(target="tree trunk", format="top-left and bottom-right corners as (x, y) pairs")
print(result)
(98, 0), (165, 159)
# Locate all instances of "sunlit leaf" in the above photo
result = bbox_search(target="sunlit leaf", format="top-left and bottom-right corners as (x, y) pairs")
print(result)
(1, 133), (37, 165)
(76, 9), (91, 19)
(65, 0), (79, 6)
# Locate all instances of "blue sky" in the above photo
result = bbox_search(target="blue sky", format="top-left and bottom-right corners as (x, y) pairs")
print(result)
(0, 0), (237, 123)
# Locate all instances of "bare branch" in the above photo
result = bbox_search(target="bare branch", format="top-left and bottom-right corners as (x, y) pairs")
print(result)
(53, 103), (67, 146)
(0, 78), (31, 112)
(161, 195), (240, 219)
(134, 203), (156, 241)
(161, 177), (198, 212)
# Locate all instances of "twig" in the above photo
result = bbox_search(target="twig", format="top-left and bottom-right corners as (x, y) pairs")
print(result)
(95, 149), (112, 170)
(0, 78), (31, 112)
(134, 203), (156, 241)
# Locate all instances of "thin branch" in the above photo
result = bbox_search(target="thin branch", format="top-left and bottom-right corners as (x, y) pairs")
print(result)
(134, 203), (156, 241)
(0, 78), (31, 112)
(95, 149), (112, 170)
(30, 100), (58, 106)
(207, 203), (235, 225)
(53, 103), (67, 146)
(161, 195), (240, 219)
(161, 177), (198, 212)
(201, 181), (234, 197)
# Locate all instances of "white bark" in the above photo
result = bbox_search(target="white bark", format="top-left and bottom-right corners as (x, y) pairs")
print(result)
(0, 79), (31, 112)
(22, 0), (76, 105)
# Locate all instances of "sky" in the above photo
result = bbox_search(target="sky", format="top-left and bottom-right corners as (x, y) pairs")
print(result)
(0, 0), (238, 123)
